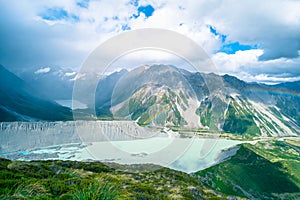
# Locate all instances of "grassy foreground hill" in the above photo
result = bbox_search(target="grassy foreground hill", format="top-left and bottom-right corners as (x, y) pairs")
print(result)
(0, 158), (231, 199)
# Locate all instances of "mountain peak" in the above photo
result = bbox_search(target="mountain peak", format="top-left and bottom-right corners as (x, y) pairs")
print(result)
(222, 74), (247, 90)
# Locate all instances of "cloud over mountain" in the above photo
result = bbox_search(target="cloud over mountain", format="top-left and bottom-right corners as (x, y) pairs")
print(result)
(0, 0), (299, 83)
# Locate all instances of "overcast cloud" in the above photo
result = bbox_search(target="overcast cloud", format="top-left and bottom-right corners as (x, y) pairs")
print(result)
(0, 0), (299, 84)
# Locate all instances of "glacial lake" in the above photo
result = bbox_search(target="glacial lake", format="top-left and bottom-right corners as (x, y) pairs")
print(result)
(0, 121), (244, 173)
(84, 137), (243, 173)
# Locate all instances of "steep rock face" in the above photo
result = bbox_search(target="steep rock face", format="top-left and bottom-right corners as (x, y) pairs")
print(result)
(0, 121), (167, 153)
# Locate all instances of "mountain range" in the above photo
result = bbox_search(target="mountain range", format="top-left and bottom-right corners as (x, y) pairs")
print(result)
(95, 65), (300, 136)
(1, 64), (299, 136)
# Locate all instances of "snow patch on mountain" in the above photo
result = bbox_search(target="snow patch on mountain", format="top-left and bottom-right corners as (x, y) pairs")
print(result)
(64, 71), (76, 77)
(70, 73), (86, 81)
(229, 94), (298, 136)
(34, 67), (51, 74)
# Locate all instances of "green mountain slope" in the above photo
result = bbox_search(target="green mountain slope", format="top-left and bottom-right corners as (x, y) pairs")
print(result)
(195, 140), (300, 199)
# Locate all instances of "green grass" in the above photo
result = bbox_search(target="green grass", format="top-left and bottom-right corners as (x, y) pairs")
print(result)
(0, 159), (225, 199)
(63, 180), (118, 200)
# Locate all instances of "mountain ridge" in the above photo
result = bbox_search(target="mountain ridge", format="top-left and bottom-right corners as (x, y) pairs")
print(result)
(0, 65), (72, 121)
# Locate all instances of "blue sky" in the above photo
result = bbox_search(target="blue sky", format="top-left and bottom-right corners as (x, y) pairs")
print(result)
(0, 0), (300, 84)
(40, 7), (80, 22)
(209, 25), (258, 54)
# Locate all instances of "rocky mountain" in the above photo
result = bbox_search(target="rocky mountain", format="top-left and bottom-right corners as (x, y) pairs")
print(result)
(0, 65), (72, 121)
(95, 64), (300, 136)
(109, 65), (201, 128)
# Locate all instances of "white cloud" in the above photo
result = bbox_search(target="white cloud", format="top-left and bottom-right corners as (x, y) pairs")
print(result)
(103, 49), (203, 75)
(212, 49), (300, 83)
(0, 0), (299, 83)
(202, 0), (300, 60)
(238, 73), (300, 85)
(34, 67), (51, 74)
(212, 49), (264, 73)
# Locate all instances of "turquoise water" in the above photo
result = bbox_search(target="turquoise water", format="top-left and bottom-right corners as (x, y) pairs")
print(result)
(0, 138), (241, 173)
(86, 137), (242, 173)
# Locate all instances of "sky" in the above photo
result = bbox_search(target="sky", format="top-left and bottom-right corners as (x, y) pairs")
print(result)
(0, 0), (300, 84)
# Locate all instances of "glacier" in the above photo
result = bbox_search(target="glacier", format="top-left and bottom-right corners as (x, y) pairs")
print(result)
(0, 121), (167, 153)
